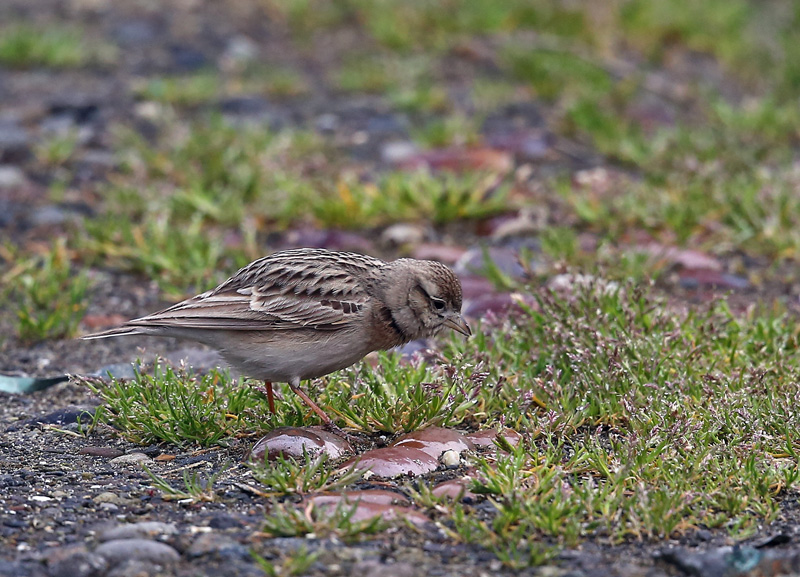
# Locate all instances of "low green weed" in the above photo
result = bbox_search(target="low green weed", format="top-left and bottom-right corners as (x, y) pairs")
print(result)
(4, 239), (89, 344)
(84, 361), (272, 446)
(0, 24), (116, 68)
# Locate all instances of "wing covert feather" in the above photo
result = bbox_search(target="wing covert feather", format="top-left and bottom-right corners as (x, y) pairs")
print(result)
(127, 249), (384, 331)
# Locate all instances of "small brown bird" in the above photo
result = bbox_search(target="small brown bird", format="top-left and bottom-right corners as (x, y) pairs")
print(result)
(83, 248), (471, 426)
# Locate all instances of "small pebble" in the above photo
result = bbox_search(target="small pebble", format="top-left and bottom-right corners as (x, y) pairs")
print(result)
(440, 449), (461, 468)
(0, 165), (26, 188)
(109, 453), (152, 466)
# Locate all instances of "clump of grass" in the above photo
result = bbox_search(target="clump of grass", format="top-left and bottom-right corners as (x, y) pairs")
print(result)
(264, 0), (350, 39)
(249, 452), (363, 495)
(80, 212), (252, 299)
(144, 462), (230, 503)
(0, 24), (116, 68)
(244, 65), (310, 98)
(85, 361), (273, 447)
(97, 120), (329, 227)
(313, 170), (512, 229)
(259, 500), (387, 540)
(334, 55), (397, 93)
(75, 119), (515, 296)
(134, 72), (220, 106)
(346, 0), (586, 52)
(410, 113), (482, 148)
(435, 281), (800, 558)
(326, 352), (477, 433)
(556, 98), (800, 257)
(502, 45), (612, 102)
(35, 130), (82, 167)
(251, 545), (320, 577)
(3, 239), (89, 344)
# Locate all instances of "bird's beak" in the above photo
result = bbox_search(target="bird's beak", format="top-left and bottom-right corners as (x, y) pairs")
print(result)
(444, 314), (472, 337)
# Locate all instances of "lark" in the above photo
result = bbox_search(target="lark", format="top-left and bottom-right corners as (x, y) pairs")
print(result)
(83, 248), (471, 425)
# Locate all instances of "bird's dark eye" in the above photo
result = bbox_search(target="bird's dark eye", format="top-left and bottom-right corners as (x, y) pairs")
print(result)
(431, 297), (446, 311)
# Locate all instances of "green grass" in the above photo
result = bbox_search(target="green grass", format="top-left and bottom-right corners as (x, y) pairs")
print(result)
(133, 67), (309, 106)
(143, 462), (229, 503)
(80, 212), (252, 298)
(72, 119), (514, 296)
(555, 98), (800, 259)
(3, 239), (90, 344)
(85, 281), (800, 564)
(134, 72), (221, 106)
(35, 130), (81, 167)
(88, 348), (478, 443)
(327, 351), (477, 433)
(55, 0), (800, 290)
(84, 362), (274, 446)
(252, 545), (320, 577)
(243, 64), (311, 98)
(502, 44), (612, 102)
(249, 453), (364, 495)
(260, 500), (387, 540)
(0, 24), (116, 68)
(311, 170), (511, 228)
(18, 0), (800, 569)
(339, 0), (586, 53)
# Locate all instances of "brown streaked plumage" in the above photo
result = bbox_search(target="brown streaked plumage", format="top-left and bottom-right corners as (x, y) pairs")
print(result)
(83, 248), (471, 426)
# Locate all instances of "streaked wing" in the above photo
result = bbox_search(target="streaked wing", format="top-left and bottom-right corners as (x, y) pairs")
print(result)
(127, 249), (384, 331)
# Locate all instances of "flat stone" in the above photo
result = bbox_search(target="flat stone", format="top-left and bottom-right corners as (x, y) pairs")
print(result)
(463, 293), (518, 318)
(454, 246), (527, 280)
(109, 453), (152, 466)
(186, 532), (247, 559)
(466, 428), (522, 449)
(251, 427), (351, 461)
(352, 560), (418, 577)
(411, 243), (466, 264)
(312, 500), (430, 527)
(431, 478), (479, 501)
(392, 426), (475, 458)
(94, 538), (180, 566)
(46, 547), (108, 577)
(7, 407), (97, 431)
(106, 559), (161, 577)
(306, 489), (410, 508)
(342, 446), (439, 477)
(98, 521), (178, 542)
(78, 447), (124, 459)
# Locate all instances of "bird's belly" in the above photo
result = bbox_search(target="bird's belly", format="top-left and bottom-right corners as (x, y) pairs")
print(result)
(216, 329), (371, 383)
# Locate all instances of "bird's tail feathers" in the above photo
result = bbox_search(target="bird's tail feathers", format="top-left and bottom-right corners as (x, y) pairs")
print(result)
(81, 326), (142, 340)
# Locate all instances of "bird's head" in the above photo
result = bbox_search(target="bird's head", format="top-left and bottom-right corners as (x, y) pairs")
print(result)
(382, 259), (471, 341)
